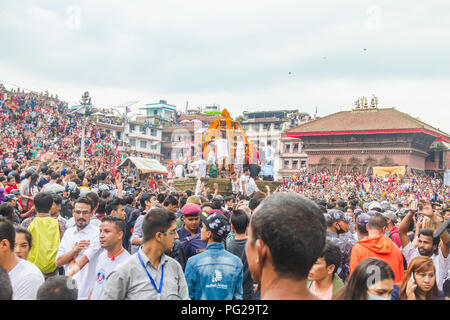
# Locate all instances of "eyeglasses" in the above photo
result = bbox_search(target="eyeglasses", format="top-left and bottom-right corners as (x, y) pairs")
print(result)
(73, 210), (91, 216)
(162, 230), (177, 236)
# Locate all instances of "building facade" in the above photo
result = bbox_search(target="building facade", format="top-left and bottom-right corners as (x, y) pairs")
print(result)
(285, 105), (450, 176)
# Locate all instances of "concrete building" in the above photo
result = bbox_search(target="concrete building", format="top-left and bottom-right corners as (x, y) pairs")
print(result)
(137, 100), (177, 127)
(240, 109), (300, 180)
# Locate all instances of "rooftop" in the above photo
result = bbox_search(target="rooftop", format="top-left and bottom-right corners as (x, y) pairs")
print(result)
(286, 107), (449, 141)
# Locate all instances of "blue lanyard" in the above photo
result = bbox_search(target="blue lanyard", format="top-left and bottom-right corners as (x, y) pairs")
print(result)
(137, 252), (164, 298)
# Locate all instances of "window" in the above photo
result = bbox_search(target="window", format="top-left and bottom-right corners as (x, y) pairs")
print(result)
(151, 144), (157, 150)
(116, 131), (121, 140)
(263, 124), (269, 130)
(130, 139), (136, 147)
(150, 128), (157, 136)
(293, 143), (299, 153)
(140, 140), (147, 148)
(254, 124), (260, 131)
(154, 110), (158, 115)
(292, 160), (298, 169)
(129, 124), (135, 132)
(106, 129), (110, 134)
(285, 144), (291, 153)
(284, 160), (290, 169)
(140, 126), (146, 134)
(274, 123), (281, 130)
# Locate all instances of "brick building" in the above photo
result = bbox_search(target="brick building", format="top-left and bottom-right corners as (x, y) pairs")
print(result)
(285, 106), (450, 176)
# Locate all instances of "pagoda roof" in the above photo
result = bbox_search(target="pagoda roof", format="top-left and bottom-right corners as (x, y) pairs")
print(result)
(285, 108), (449, 141)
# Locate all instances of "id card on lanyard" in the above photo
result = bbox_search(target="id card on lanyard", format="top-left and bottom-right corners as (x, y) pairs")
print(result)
(137, 251), (164, 300)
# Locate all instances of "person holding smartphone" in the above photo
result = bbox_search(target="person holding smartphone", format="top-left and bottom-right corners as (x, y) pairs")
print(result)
(399, 199), (449, 291)
(392, 256), (445, 300)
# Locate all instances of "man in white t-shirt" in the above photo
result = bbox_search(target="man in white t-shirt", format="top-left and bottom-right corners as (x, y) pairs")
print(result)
(175, 164), (184, 178)
(191, 156), (207, 178)
(87, 216), (130, 300)
(216, 134), (229, 177)
(245, 176), (260, 198)
(399, 202), (449, 290)
(235, 137), (245, 174)
(263, 141), (275, 166)
(0, 216), (44, 300)
(239, 167), (251, 197)
(56, 197), (103, 300)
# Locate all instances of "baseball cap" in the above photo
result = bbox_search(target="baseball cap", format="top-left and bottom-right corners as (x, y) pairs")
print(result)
(214, 195), (224, 202)
(324, 209), (352, 224)
(181, 203), (201, 216)
(380, 210), (397, 223)
(186, 195), (201, 205)
(200, 210), (231, 239)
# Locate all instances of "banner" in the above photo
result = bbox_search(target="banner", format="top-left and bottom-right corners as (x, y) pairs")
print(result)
(373, 166), (406, 177)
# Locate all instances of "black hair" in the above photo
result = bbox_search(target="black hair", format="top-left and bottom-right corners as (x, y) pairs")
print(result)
(105, 198), (126, 216)
(101, 215), (126, 234)
(73, 197), (94, 211)
(201, 202), (214, 211)
(51, 193), (62, 205)
(142, 208), (176, 243)
(185, 189), (193, 197)
(230, 209), (249, 235)
(157, 193), (166, 204)
(86, 192), (100, 209)
(248, 198), (261, 211)
(33, 192), (54, 214)
(419, 228), (440, 247)
(96, 199), (107, 214)
(0, 266), (12, 300)
(320, 241), (342, 275)
(224, 196), (233, 203)
(179, 196), (187, 209)
(101, 190), (110, 199)
(164, 195), (178, 207)
(0, 216), (15, 251)
(250, 193), (326, 279)
(36, 276), (78, 300)
(0, 203), (14, 222)
(14, 226), (33, 248)
(212, 198), (222, 210)
(124, 195), (134, 205)
(51, 172), (60, 180)
(336, 258), (395, 300)
(140, 193), (154, 209)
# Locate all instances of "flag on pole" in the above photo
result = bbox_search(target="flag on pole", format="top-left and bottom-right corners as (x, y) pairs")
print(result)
(126, 106), (131, 113)
(314, 106), (317, 119)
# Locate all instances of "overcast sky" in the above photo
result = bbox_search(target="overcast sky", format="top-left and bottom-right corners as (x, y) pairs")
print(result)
(1, 0), (449, 133)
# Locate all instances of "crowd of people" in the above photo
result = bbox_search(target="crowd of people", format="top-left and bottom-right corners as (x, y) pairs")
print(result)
(0, 84), (449, 301)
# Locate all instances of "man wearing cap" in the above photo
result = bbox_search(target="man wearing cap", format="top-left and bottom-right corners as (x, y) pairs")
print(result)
(381, 210), (401, 248)
(185, 210), (243, 300)
(177, 204), (207, 261)
(325, 209), (357, 282)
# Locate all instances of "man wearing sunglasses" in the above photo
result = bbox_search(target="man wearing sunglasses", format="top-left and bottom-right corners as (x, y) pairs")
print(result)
(56, 197), (102, 300)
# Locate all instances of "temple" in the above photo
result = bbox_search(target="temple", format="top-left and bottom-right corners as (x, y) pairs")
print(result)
(285, 99), (450, 176)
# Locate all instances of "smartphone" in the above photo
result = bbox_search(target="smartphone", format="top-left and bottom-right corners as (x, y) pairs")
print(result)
(410, 273), (415, 282)
(410, 200), (417, 211)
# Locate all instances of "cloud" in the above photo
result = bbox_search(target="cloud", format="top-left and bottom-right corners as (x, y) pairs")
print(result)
(0, 0), (449, 133)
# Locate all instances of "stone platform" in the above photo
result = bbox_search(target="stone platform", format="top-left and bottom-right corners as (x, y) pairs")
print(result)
(172, 178), (281, 196)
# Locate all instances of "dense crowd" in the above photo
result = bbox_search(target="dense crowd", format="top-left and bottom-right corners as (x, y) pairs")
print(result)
(0, 85), (449, 301)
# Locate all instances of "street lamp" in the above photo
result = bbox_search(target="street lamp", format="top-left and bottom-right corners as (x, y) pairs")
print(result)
(71, 91), (93, 170)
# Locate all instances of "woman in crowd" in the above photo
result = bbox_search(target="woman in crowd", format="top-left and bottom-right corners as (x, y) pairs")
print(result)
(14, 226), (32, 260)
(393, 256), (445, 300)
(334, 258), (395, 300)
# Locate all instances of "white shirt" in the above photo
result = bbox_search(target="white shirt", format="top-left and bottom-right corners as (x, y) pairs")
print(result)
(175, 164), (184, 178)
(66, 215), (101, 229)
(239, 174), (249, 194)
(401, 241), (449, 291)
(56, 223), (103, 300)
(264, 146), (274, 161)
(216, 139), (228, 158)
(245, 177), (259, 197)
(90, 249), (131, 300)
(235, 141), (245, 162)
(9, 259), (45, 300)
(192, 159), (207, 178)
(207, 149), (216, 164)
